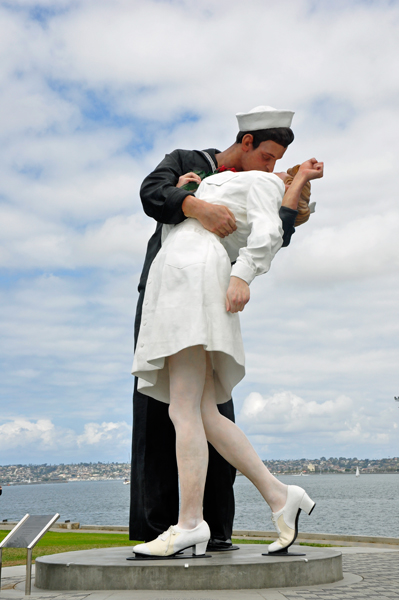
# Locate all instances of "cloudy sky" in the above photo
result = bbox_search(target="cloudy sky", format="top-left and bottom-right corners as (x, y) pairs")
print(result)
(1, 0), (398, 466)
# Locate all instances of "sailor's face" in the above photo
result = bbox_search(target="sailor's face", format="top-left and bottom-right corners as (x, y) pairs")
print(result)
(241, 140), (286, 173)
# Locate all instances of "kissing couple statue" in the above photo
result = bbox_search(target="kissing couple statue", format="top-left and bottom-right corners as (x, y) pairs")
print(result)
(130, 106), (322, 557)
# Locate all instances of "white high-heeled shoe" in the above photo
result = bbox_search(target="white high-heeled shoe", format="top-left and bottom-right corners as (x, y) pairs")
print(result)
(133, 520), (210, 557)
(268, 485), (315, 554)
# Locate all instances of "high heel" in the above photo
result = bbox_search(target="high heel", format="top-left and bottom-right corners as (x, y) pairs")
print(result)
(268, 485), (315, 554)
(133, 520), (210, 557)
(299, 490), (315, 515)
(193, 540), (208, 556)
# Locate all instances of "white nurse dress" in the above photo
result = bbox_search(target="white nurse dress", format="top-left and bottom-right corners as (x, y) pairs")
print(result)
(132, 170), (284, 404)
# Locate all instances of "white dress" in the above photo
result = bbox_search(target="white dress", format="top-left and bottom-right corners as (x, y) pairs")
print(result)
(132, 170), (284, 404)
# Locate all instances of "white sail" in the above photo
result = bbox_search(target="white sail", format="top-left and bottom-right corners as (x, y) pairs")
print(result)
(356, 467), (360, 477)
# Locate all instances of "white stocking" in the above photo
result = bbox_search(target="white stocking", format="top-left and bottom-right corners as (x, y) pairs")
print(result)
(168, 345), (209, 530)
(200, 354), (287, 513)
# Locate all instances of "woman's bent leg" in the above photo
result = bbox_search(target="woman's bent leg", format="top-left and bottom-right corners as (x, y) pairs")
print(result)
(200, 355), (287, 513)
(200, 355), (315, 555)
(168, 345), (209, 530)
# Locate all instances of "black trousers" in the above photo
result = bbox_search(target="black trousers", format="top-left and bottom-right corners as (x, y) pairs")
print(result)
(129, 290), (236, 542)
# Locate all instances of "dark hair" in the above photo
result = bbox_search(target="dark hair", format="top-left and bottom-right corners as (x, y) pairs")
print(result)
(235, 127), (294, 149)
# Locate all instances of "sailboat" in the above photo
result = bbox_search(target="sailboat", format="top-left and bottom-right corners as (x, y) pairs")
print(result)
(355, 467), (360, 477)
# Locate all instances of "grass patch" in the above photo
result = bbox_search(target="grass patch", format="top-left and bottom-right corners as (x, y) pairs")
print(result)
(232, 538), (272, 545)
(299, 542), (337, 548)
(0, 530), (140, 567)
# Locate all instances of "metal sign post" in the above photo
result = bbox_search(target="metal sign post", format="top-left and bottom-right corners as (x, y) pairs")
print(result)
(25, 548), (32, 596)
(0, 513), (59, 595)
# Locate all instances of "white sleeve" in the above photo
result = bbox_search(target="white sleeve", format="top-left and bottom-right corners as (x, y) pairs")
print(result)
(231, 175), (284, 285)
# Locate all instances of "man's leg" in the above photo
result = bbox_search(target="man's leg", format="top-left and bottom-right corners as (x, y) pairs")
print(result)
(129, 382), (179, 541)
(129, 290), (179, 541)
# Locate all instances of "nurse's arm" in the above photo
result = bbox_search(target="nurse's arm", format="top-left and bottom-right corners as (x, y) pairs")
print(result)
(281, 158), (324, 210)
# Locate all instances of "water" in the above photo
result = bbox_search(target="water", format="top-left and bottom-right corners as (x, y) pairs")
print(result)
(234, 474), (399, 538)
(1, 474), (398, 538)
(0, 480), (130, 528)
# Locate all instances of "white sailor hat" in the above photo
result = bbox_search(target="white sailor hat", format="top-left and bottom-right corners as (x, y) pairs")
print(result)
(236, 105), (294, 131)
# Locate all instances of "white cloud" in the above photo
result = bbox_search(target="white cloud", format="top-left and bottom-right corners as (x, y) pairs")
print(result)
(237, 391), (398, 459)
(273, 213), (399, 285)
(0, 209), (153, 269)
(240, 391), (352, 433)
(77, 421), (130, 446)
(0, 418), (58, 450)
(0, 418), (131, 462)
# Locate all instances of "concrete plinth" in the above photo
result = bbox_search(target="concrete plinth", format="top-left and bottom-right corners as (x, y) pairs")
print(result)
(35, 545), (343, 591)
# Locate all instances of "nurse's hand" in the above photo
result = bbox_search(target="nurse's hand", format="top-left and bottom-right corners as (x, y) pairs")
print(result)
(226, 277), (250, 313)
(176, 172), (202, 188)
(182, 196), (237, 238)
(297, 158), (324, 181)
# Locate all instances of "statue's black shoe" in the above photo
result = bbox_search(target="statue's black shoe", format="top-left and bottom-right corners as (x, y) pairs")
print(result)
(206, 538), (239, 552)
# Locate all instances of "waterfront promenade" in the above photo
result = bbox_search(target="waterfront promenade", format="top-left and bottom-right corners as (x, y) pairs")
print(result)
(1, 530), (398, 599)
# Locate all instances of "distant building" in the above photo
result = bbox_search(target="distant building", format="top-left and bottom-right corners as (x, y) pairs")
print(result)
(307, 463), (316, 472)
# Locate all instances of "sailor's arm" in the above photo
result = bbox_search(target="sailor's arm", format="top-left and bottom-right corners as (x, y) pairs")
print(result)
(140, 153), (237, 237)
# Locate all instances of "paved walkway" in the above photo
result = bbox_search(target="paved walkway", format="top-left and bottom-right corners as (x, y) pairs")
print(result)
(1, 547), (398, 599)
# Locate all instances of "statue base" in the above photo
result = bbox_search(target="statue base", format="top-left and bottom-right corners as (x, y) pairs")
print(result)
(35, 544), (343, 591)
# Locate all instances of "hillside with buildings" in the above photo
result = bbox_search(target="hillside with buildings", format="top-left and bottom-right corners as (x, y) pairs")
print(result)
(262, 456), (399, 475)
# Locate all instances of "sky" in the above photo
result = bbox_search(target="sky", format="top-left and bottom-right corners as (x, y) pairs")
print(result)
(0, 0), (398, 465)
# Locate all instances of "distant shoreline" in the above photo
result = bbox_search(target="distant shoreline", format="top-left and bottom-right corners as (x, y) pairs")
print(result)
(1, 478), (126, 486)
(3, 472), (399, 487)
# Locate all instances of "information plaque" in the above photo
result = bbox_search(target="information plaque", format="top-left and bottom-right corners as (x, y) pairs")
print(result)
(0, 513), (60, 595)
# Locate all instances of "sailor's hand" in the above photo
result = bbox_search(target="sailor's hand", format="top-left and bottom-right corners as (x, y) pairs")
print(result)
(176, 172), (202, 188)
(182, 196), (237, 238)
(197, 202), (237, 237)
(226, 276), (250, 313)
(298, 158), (324, 181)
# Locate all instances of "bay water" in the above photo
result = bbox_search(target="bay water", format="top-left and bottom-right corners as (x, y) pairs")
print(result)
(0, 474), (398, 539)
